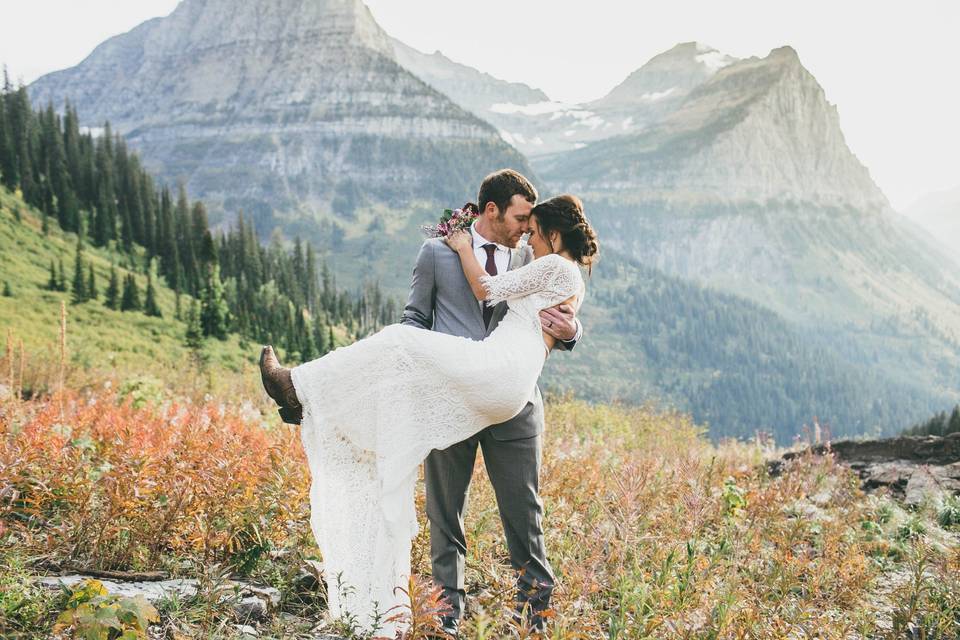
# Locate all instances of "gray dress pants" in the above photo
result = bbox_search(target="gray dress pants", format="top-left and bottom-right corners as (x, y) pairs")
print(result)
(423, 405), (555, 621)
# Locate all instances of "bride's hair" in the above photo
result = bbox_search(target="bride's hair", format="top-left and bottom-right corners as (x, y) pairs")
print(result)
(531, 194), (599, 274)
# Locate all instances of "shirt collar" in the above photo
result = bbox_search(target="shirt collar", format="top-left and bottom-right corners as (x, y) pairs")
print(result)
(471, 220), (510, 252)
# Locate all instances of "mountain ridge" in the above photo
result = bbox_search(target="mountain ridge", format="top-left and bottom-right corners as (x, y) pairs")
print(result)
(532, 46), (960, 407)
(28, 0), (531, 234)
(539, 46), (887, 210)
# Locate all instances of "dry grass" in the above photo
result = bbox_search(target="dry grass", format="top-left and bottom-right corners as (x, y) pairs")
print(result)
(1, 381), (958, 638)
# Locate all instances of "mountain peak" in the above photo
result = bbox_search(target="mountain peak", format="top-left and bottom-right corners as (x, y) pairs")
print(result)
(594, 41), (737, 109)
(547, 43), (888, 212)
(768, 45), (801, 63)
(155, 0), (394, 58)
(391, 36), (549, 110)
(29, 0), (530, 221)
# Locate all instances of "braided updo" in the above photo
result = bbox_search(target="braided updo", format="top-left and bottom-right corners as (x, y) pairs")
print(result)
(530, 194), (599, 274)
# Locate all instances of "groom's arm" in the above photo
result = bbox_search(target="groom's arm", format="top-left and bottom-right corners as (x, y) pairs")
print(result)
(401, 241), (436, 330)
(540, 304), (582, 352)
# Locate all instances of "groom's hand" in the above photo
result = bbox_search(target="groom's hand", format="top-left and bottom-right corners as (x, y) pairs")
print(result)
(540, 304), (578, 342)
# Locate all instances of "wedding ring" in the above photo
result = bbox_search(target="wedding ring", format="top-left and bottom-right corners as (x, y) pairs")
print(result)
(547, 320), (553, 327)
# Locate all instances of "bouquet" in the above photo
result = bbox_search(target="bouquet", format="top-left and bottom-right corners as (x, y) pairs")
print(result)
(421, 202), (480, 238)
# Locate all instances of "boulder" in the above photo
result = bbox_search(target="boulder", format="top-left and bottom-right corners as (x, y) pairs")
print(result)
(771, 433), (960, 504)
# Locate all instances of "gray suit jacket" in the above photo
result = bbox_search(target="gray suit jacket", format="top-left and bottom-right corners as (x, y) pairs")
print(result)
(401, 237), (575, 440)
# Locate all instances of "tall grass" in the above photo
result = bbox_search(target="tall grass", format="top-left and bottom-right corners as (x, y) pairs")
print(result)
(3, 387), (957, 638)
(0, 389), (310, 573)
(1, 328), (958, 638)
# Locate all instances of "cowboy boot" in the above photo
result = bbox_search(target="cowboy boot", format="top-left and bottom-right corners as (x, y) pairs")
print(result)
(277, 404), (302, 425)
(259, 346), (302, 412)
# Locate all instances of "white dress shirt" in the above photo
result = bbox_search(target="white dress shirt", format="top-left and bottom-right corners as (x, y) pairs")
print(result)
(470, 220), (511, 286)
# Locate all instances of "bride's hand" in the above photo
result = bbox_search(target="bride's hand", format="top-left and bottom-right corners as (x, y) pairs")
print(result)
(445, 229), (471, 253)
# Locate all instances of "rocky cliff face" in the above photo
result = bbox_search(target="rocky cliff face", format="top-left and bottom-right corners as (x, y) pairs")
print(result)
(29, 0), (530, 229)
(541, 47), (887, 209)
(538, 47), (960, 399)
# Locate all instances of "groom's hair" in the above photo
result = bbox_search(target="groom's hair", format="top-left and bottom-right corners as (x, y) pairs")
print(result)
(478, 169), (537, 219)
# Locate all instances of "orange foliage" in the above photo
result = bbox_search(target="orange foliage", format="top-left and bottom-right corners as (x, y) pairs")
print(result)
(0, 392), (311, 571)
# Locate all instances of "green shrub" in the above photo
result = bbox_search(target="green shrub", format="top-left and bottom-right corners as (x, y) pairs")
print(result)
(938, 495), (960, 529)
(895, 515), (928, 542)
(52, 579), (159, 640)
(0, 556), (63, 634)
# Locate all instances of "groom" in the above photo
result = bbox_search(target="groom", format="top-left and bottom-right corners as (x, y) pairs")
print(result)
(402, 169), (581, 634)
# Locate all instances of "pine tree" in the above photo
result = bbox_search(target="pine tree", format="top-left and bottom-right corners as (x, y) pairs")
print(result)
(0, 83), (16, 190)
(93, 128), (117, 244)
(93, 184), (112, 246)
(71, 240), (87, 304)
(949, 405), (960, 436)
(140, 174), (156, 256)
(200, 264), (229, 340)
(314, 315), (329, 356)
(174, 279), (182, 320)
(87, 264), (97, 300)
(144, 271), (162, 318)
(104, 264), (120, 310)
(47, 260), (59, 291)
(175, 184), (198, 294)
(120, 273), (141, 311)
(57, 257), (67, 291)
(2, 281), (11, 297)
(305, 243), (318, 311)
(300, 327), (317, 361)
(199, 229), (217, 267)
(17, 126), (35, 208)
(191, 201), (210, 260)
(185, 298), (204, 351)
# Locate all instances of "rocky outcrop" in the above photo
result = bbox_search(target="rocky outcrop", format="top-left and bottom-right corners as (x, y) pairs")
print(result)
(36, 575), (281, 621)
(775, 433), (960, 506)
(29, 0), (530, 227)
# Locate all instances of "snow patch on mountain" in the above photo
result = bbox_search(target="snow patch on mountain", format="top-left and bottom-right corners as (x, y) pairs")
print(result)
(695, 50), (736, 71)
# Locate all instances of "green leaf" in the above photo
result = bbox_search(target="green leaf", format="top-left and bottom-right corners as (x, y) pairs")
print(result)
(118, 595), (159, 631)
(93, 602), (121, 629)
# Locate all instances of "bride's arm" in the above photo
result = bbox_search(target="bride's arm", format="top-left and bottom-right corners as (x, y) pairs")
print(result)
(445, 231), (489, 301)
(446, 231), (574, 306)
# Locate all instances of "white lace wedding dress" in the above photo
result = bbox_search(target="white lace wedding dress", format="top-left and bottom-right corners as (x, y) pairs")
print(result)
(290, 252), (584, 636)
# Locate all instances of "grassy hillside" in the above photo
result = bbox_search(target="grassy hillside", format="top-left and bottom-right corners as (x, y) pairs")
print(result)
(0, 186), (255, 396)
(1, 181), (945, 443)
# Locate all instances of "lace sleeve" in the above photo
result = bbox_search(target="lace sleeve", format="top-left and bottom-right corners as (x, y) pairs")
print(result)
(480, 254), (579, 306)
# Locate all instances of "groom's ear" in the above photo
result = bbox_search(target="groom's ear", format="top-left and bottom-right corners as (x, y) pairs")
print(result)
(483, 201), (500, 217)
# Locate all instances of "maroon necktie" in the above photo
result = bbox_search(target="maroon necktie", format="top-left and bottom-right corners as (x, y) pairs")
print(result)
(482, 243), (498, 327)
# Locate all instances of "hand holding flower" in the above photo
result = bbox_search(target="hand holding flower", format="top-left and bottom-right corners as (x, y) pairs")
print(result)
(445, 229), (472, 253)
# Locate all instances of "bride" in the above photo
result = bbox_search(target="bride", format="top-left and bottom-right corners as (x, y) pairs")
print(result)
(259, 194), (598, 635)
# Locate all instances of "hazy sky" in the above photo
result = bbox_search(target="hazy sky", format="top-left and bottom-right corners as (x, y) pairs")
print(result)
(2, 0), (958, 210)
